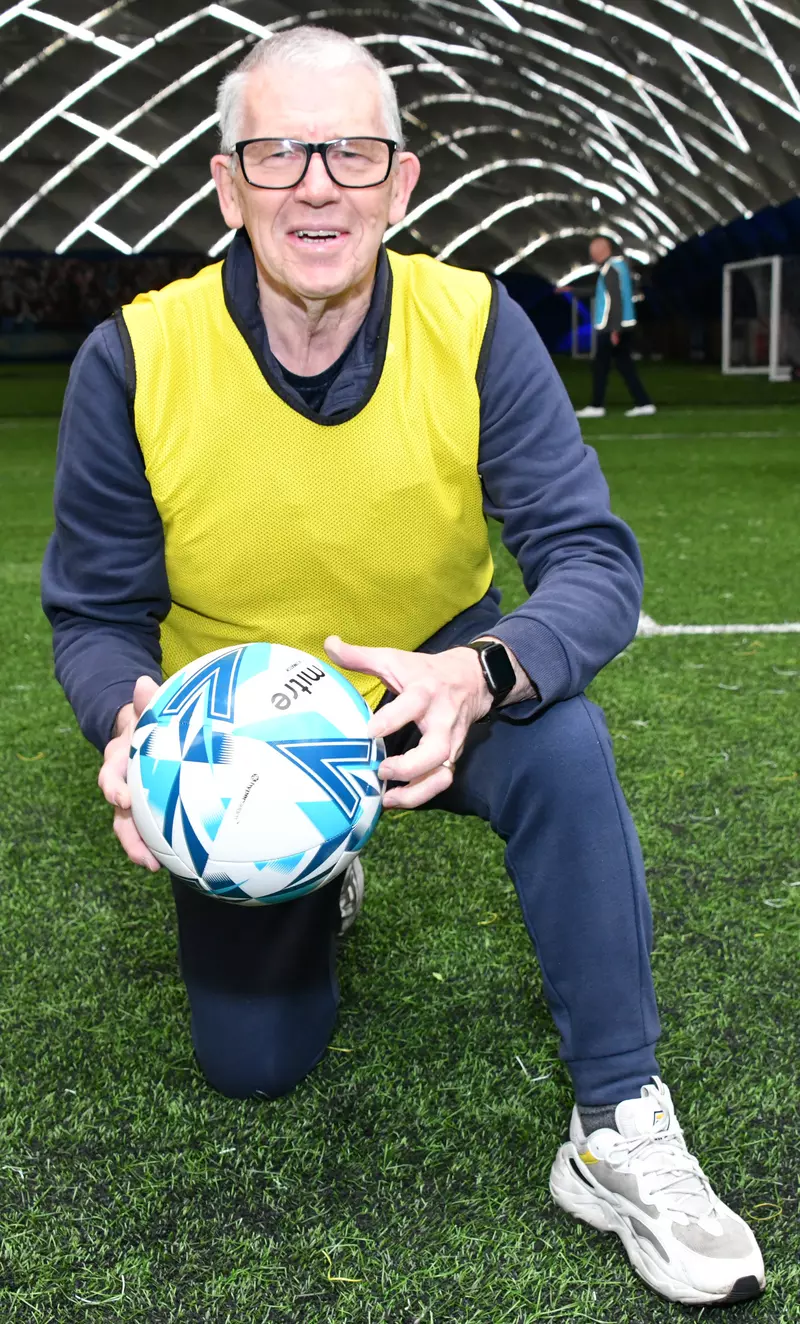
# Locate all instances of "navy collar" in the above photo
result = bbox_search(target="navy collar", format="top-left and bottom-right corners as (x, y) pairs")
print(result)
(221, 228), (392, 424)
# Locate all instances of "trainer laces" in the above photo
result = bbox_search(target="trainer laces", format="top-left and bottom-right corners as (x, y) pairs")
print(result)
(609, 1131), (716, 1221)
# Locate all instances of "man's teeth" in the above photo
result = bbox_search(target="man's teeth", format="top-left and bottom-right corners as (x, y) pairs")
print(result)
(295, 230), (341, 238)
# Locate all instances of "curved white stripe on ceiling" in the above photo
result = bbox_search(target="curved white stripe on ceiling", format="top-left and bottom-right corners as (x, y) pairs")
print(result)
(0, 0), (798, 279)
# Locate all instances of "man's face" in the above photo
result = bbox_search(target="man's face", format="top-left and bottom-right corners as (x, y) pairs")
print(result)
(589, 238), (612, 266)
(211, 64), (420, 303)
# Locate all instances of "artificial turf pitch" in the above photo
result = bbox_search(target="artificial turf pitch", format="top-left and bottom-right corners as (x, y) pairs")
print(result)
(1, 366), (798, 1323)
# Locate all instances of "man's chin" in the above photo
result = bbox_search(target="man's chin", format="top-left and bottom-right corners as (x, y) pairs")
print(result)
(286, 264), (360, 303)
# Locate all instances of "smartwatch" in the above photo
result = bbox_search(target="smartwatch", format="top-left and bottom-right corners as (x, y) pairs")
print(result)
(465, 639), (516, 710)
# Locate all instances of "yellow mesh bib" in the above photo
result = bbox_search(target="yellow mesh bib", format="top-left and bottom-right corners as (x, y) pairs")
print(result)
(122, 249), (495, 710)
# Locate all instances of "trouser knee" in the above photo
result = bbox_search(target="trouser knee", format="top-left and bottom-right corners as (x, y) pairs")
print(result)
(197, 1049), (318, 1100)
(190, 989), (338, 1099)
(170, 873), (341, 1100)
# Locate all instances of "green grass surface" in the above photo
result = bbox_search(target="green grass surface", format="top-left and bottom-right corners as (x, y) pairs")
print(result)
(579, 410), (800, 625)
(1, 385), (799, 1322)
(0, 364), (71, 418)
(555, 359), (800, 410)
(3, 356), (800, 419)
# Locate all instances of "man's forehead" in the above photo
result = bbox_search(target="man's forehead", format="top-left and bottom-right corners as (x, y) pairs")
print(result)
(240, 65), (385, 136)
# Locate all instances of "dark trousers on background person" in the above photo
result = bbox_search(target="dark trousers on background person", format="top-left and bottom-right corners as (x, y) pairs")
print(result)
(592, 329), (652, 409)
(170, 595), (661, 1108)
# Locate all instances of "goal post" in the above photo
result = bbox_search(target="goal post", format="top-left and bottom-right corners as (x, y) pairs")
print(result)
(721, 255), (797, 381)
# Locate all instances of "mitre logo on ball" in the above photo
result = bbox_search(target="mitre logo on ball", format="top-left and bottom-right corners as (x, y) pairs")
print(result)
(127, 643), (385, 904)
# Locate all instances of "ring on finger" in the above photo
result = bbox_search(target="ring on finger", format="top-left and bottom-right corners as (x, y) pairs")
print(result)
(441, 757), (456, 771)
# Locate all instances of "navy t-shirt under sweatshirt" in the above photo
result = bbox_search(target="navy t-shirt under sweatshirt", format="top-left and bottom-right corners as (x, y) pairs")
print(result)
(41, 232), (644, 751)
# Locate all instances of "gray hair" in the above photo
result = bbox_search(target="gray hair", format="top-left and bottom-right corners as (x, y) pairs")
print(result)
(217, 26), (405, 155)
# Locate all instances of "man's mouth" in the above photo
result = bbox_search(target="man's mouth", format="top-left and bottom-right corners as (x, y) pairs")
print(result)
(290, 229), (346, 245)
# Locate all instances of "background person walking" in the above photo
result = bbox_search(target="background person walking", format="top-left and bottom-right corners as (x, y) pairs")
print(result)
(575, 237), (655, 420)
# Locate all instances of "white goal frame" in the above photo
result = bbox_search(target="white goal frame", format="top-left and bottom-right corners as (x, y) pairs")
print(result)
(721, 255), (791, 381)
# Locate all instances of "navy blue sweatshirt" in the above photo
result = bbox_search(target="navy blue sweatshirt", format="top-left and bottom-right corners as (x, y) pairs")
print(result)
(42, 231), (643, 752)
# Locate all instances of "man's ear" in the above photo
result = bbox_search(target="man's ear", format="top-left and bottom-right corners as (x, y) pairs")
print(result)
(211, 155), (244, 230)
(387, 151), (421, 228)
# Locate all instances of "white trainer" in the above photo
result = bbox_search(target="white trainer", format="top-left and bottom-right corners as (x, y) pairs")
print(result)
(549, 1078), (765, 1306)
(625, 404), (657, 417)
(337, 858), (364, 936)
(574, 406), (606, 419)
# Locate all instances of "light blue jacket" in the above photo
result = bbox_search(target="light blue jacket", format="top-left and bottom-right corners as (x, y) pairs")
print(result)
(594, 256), (637, 331)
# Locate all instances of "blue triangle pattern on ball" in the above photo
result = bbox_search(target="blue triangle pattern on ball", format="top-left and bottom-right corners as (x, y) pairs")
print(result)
(297, 798), (350, 841)
(140, 728), (160, 758)
(139, 756), (181, 817)
(273, 739), (373, 821)
(211, 733), (236, 766)
(252, 851), (305, 874)
(202, 872), (251, 901)
(201, 806), (225, 842)
(274, 871), (338, 900)
(180, 802), (208, 876)
(291, 827), (352, 885)
(353, 774), (380, 797)
(182, 726), (211, 763)
(179, 698), (198, 754)
(163, 770), (182, 847)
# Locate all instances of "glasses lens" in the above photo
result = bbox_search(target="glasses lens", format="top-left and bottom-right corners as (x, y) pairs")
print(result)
(325, 139), (391, 186)
(241, 140), (307, 187)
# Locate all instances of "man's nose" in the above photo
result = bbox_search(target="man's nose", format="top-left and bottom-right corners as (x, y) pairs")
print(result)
(294, 150), (340, 203)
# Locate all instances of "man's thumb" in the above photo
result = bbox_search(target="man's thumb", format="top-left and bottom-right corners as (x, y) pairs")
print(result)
(133, 673), (160, 717)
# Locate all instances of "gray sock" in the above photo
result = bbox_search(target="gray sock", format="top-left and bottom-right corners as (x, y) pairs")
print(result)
(578, 1103), (620, 1135)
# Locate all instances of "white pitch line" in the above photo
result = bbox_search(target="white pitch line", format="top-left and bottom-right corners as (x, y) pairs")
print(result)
(637, 613), (800, 636)
(592, 430), (787, 441)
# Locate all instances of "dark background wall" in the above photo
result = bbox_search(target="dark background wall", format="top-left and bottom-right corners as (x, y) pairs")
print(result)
(2, 197), (799, 362)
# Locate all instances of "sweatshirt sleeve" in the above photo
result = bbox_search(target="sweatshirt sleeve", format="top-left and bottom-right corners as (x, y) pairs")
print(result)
(41, 316), (169, 751)
(476, 281), (643, 714)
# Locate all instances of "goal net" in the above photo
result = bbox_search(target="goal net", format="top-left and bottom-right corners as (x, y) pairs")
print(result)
(722, 255), (800, 381)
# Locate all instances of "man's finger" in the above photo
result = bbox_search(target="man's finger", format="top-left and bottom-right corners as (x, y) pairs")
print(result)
(115, 781), (132, 812)
(380, 727), (451, 785)
(368, 686), (428, 739)
(383, 763), (454, 810)
(113, 809), (161, 871)
(324, 635), (388, 681)
(98, 741), (130, 807)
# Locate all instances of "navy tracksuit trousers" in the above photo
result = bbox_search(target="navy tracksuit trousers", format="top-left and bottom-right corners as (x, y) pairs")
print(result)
(592, 330), (652, 409)
(171, 597), (661, 1107)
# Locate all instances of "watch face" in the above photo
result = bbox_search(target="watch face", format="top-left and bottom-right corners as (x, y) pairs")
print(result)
(482, 642), (515, 697)
(474, 643), (511, 704)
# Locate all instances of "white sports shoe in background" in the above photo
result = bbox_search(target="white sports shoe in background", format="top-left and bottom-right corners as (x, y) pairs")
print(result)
(549, 1078), (765, 1306)
(337, 858), (364, 936)
(625, 404), (657, 417)
(575, 406), (606, 419)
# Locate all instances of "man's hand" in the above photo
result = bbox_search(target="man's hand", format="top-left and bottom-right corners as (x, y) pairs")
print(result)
(324, 635), (493, 809)
(98, 675), (161, 870)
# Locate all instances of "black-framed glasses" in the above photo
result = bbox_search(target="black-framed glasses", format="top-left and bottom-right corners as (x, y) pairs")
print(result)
(234, 137), (397, 189)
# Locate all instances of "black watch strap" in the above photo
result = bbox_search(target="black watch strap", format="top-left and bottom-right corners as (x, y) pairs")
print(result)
(465, 639), (516, 710)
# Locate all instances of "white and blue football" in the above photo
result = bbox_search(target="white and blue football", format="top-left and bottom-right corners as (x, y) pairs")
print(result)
(127, 643), (384, 904)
